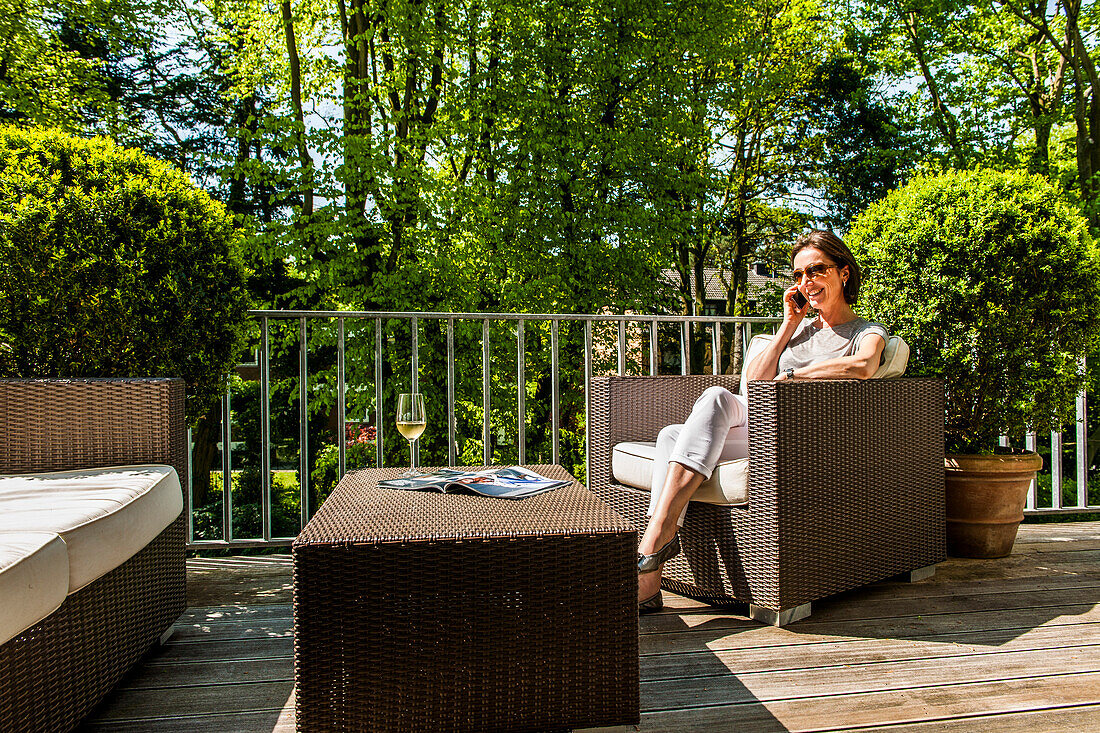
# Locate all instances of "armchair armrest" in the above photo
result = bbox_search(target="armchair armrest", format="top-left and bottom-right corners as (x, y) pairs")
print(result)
(746, 377), (945, 605)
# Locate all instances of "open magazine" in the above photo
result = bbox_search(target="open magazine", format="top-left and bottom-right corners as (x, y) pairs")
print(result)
(377, 466), (570, 499)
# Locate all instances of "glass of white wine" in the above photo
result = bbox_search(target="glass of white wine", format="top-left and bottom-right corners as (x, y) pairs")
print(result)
(396, 393), (426, 477)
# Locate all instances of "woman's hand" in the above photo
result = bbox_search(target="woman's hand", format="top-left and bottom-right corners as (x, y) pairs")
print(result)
(783, 284), (810, 322)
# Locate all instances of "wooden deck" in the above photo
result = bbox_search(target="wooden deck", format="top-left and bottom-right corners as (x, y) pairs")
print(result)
(81, 522), (1100, 732)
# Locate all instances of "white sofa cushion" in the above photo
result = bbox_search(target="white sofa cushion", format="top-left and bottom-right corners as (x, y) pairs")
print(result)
(612, 440), (749, 506)
(0, 465), (182, 592)
(0, 531), (69, 646)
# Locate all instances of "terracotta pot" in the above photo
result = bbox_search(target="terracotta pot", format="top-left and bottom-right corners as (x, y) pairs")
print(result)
(944, 452), (1043, 558)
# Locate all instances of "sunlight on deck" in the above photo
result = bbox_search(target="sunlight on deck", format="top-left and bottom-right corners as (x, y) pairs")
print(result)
(81, 523), (1100, 732)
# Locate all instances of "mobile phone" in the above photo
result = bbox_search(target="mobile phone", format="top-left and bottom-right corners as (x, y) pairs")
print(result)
(792, 291), (807, 308)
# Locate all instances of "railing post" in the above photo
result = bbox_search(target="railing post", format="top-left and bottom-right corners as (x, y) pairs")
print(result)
(337, 318), (346, 479)
(680, 321), (689, 375)
(221, 389), (233, 542)
(618, 319), (626, 376)
(584, 320), (593, 489)
(517, 320), (526, 464)
(260, 317), (272, 541)
(483, 319), (491, 466)
(447, 318), (456, 466)
(711, 320), (720, 375)
(1025, 431), (1037, 510)
(1076, 357), (1088, 509)
(649, 319), (657, 376)
(411, 316), (419, 468)
(375, 317), (383, 468)
(186, 427), (194, 544)
(551, 319), (560, 466)
(1051, 430), (1063, 510)
(299, 317), (310, 529)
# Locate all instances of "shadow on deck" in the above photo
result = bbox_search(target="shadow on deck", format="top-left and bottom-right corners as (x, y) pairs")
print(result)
(81, 523), (1100, 732)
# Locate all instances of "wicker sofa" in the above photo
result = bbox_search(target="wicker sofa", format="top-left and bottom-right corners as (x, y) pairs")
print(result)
(0, 378), (187, 732)
(589, 373), (945, 625)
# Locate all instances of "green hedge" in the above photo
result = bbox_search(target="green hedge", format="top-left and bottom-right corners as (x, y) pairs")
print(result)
(848, 168), (1100, 454)
(0, 127), (251, 421)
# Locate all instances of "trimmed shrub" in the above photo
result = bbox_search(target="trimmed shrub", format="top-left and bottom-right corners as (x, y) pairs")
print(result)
(0, 127), (251, 421)
(847, 168), (1100, 454)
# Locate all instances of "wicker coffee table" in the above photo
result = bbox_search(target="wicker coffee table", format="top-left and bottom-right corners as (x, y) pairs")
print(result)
(293, 464), (639, 732)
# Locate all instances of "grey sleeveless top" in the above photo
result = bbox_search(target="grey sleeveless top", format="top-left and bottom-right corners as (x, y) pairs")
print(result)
(777, 317), (889, 373)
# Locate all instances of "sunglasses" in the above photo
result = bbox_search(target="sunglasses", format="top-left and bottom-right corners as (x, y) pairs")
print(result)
(790, 263), (840, 284)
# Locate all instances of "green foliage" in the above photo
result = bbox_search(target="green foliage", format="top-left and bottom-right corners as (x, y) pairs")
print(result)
(0, 126), (252, 422)
(848, 169), (1100, 454)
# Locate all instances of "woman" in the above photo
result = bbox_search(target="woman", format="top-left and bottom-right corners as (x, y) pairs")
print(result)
(638, 230), (889, 612)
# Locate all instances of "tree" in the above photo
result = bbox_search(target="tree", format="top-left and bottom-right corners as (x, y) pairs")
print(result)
(0, 127), (252, 507)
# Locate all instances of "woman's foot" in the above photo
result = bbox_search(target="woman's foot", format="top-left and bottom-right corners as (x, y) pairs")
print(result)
(638, 565), (662, 603)
(637, 532), (681, 605)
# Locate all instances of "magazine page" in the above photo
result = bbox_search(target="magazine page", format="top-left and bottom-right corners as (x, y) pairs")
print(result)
(444, 467), (570, 499)
(376, 469), (478, 492)
(377, 466), (569, 498)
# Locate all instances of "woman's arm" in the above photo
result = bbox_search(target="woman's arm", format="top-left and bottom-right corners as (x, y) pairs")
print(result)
(746, 285), (807, 380)
(774, 333), (887, 381)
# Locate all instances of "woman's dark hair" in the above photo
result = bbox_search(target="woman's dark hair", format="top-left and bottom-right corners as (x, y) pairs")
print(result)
(791, 229), (862, 304)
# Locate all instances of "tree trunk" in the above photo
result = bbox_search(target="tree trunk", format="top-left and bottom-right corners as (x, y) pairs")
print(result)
(904, 10), (966, 167)
(190, 408), (220, 510)
(281, 0), (314, 218)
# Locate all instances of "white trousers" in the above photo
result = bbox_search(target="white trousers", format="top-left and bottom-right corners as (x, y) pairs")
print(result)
(648, 386), (749, 526)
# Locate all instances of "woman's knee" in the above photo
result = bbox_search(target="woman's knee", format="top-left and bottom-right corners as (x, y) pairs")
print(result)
(693, 385), (744, 425)
(695, 385), (736, 412)
(657, 424), (682, 450)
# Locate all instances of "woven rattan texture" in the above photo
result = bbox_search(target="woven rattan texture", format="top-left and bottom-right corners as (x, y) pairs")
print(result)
(0, 378), (187, 731)
(0, 378), (189, 495)
(0, 516), (185, 733)
(294, 466), (639, 732)
(590, 376), (945, 614)
(296, 465), (633, 544)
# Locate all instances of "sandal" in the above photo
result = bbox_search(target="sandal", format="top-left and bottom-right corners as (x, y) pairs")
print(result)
(639, 590), (664, 614)
(637, 533), (681, 574)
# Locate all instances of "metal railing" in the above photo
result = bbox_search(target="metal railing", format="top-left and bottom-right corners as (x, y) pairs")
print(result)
(185, 310), (1099, 549)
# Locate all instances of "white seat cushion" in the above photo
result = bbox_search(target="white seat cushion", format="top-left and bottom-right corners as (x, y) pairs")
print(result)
(612, 441), (749, 506)
(0, 466), (182, 592)
(0, 531), (69, 646)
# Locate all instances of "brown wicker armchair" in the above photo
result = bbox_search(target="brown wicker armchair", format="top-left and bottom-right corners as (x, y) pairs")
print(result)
(589, 374), (945, 625)
(0, 378), (187, 732)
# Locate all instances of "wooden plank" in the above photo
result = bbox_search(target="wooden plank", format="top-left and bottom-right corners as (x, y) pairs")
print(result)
(86, 680), (296, 722)
(154, 637), (293, 664)
(642, 625), (1100, 681)
(170, 617), (293, 642)
(111, 657), (294, 691)
(639, 646), (1100, 711)
(1016, 522), (1100, 542)
(645, 605), (1100, 657)
(633, 671), (1100, 732)
(185, 557), (293, 608)
(176, 603), (293, 625)
(642, 600), (1100, 654)
(83, 710), (297, 733)
(83, 689), (297, 733)
(837, 703), (1100, 732)
(653, 573), (1100, 623)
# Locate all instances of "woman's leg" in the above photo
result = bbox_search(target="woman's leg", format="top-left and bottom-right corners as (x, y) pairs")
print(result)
(639, 387), (746, 602)
(638, 461), (704, 601)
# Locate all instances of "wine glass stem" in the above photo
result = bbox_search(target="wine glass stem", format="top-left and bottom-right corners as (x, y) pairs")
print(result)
(409, 439), (415, 473)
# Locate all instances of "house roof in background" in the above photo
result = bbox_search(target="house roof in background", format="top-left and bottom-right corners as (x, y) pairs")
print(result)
(661, 266), (787, 301)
